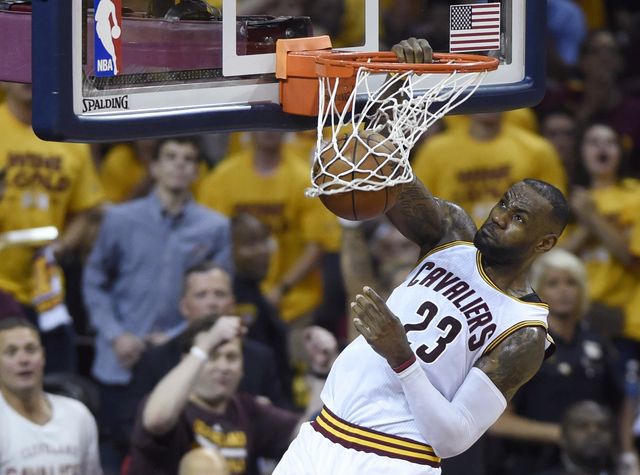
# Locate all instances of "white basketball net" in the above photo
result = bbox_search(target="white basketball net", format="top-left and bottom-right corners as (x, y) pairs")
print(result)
(305, 67), (489, 198)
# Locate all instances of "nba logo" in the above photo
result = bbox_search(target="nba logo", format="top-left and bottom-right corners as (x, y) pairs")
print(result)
(94, 0), (122, 77)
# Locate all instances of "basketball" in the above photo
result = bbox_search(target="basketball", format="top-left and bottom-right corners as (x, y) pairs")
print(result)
(314, 130), (402, 221)
(112, 25), (121, 39)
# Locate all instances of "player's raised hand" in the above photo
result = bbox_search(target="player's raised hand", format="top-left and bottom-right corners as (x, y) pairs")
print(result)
(352, 286), (414, 368)
(392, 38), (433, 64)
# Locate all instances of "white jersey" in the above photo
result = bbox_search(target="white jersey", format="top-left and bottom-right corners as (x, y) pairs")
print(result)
(0, 392), (103, 475)
(321, 242), (553, 446)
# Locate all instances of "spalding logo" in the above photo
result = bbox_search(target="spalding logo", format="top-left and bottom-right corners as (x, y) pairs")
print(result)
(82, 95), (129, 113)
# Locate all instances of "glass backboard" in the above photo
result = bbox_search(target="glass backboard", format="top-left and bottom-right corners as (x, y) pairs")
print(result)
(4, 0), (548, 141)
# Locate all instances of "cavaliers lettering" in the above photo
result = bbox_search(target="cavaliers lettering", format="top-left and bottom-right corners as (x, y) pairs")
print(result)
(3, 443), (82, 475)
(408, 260), (496, 351)
(315, 243), (550, 454)
(19, 444), (79, 459)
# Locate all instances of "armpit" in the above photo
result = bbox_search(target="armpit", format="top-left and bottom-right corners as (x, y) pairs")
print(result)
(473, 326), (546, 402)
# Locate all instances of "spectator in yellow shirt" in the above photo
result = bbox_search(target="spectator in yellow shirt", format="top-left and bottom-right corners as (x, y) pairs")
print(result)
(0, 82), (104, 373)
(560, 123), (640, 337)
(412, 112), (567, 226)
(197, 131), (337, 365)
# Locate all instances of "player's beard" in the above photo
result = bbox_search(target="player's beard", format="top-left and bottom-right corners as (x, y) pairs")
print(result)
(473, 226), (530, 266)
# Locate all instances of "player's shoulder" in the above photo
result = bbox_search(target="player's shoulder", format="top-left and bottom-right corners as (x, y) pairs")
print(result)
(474, 325), (548, 401)
(432, 198), (477, 247)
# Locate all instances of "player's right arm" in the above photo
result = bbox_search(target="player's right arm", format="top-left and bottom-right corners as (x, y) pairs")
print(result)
(384, 37), (476, 255)
(386, 176), (476, 256)
(474, 326), (547, 401)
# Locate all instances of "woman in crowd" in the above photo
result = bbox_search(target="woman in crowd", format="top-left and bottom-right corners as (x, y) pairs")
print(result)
(487, 249), (636, 475)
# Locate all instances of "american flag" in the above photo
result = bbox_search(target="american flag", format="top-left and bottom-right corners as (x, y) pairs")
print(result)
(450, 3), (501, 53)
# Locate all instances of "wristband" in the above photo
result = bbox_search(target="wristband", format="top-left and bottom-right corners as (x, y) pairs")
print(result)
(189, 346), (209, 361)
(392, 354), (416, 373)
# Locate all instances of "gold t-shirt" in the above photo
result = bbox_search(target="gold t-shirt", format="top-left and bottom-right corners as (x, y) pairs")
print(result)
(197, 149), (335, 321)
(442, 108), (539, 133)
(0, 104), (104, 302)
(574, 182), (640, 314)
(412, 124), (567, 226)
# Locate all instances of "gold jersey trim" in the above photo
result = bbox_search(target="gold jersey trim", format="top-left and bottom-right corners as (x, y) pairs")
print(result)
(311, 407), (441, 467)
(412, 240), (474, 271)
(482, 320), (550, 356)
(475, 251), (549, 309)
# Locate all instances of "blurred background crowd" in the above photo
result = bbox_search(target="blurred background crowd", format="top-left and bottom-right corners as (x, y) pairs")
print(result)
(2, 0), (640, 474)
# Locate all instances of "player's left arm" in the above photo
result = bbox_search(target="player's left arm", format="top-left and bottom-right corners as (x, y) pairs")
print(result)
(473, 326), (546, 402)
(352, 287), (545, 458)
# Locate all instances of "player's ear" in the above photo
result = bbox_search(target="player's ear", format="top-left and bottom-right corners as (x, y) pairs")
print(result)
(535, 234), (557, 254)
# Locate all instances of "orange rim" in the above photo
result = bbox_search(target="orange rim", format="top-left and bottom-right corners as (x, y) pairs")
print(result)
(315, 51), (500, 77)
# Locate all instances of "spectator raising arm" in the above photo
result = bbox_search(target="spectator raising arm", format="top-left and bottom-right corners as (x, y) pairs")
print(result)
(142, 316), (245, 436)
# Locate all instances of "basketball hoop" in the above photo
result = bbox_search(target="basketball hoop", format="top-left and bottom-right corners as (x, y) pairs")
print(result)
(276, 37), (500, 199)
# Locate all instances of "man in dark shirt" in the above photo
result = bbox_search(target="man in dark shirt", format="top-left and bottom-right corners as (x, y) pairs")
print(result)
(487, 250), (628, 475)
(121, 263), (287, 457)
(128, 315), (301, 475)
(127, 262), (286, 407)
(533, 401), (616, 475)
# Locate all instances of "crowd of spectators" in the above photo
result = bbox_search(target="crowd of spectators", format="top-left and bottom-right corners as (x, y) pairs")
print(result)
(2, 0), (640, 474)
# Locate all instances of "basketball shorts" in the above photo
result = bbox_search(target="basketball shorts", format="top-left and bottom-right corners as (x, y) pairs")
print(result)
(274, 408), (442, 475)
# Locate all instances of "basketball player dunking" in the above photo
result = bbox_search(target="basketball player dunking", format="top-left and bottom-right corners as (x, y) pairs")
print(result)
(273, 38), (569, 475)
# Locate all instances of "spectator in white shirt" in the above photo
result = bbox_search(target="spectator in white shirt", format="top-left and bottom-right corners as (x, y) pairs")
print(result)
(0, 317), (102, 475)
